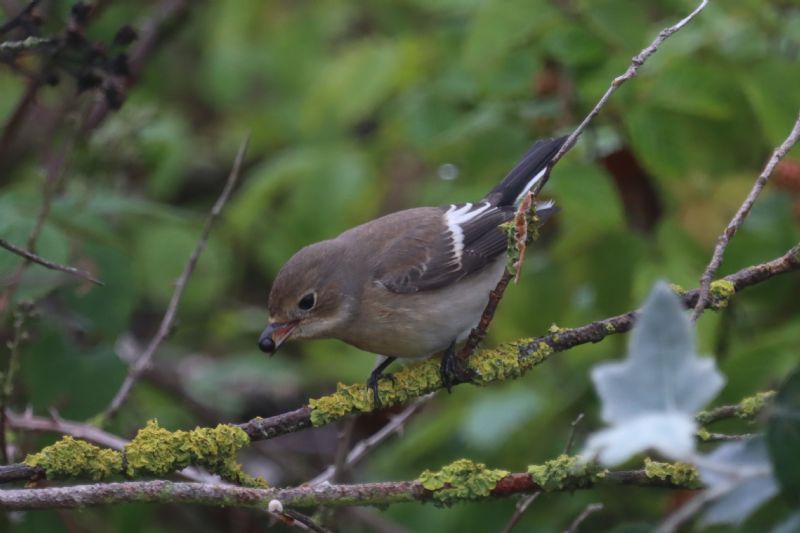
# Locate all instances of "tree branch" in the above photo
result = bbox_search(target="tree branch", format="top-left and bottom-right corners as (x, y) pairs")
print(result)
(0, 238), (103, 286)
(99, 136), (249, 422)
(0, 467), (694, 511)
(456, 0), (710, 369)
(692, 111), (800, 320)
(239, 245), (799, 442)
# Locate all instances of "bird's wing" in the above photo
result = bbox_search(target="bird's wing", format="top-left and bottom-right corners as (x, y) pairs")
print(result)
(375, 202), (513, 293)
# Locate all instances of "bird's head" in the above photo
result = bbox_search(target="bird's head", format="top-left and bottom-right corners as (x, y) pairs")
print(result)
(258, 240), (356, 355)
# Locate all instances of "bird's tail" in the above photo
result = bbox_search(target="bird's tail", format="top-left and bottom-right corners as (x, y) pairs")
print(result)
(483, 136), (567, 207)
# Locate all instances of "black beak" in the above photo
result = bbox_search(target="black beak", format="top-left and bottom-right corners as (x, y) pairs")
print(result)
(258, 321), (297, 355)
(258, 327), (276, 353)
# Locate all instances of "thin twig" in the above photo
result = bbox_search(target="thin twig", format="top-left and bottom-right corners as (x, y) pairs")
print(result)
(536, 0), (710, 190)
(0, 303), (33, 463)
(0, 238), (103, 286)
(564, 503), (604, 533)
(457, 0), (710, 365)
(100, 136), (250, 422)
(310, 396), (429, 485)
(698, 432), (757, 443)
(564, 413), (585, 455)
(500, 492), (541, 533)
(692, 111), (800, 321)
(331, 416), (357, 484)
(0, 467), (696, 511)
(0, 35), (56, 51)
(2, 140), (74, 311)
(0, 0), (39, 35)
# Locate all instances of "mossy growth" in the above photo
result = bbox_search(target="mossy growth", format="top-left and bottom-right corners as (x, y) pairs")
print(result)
(737, 391), (775, 418)
(24, 420), (265, 487)
(644, 458), (701, 488)
(708, 279), (735, 310)
(418, 459), (509, 507)
(669, 283), (687, 296)
(308, 338), (556, 425)
(695, 390), (775, 425)
(527, 454), (605, 491)
(24, 436), (123, 481)
(125, 420), (265, 487)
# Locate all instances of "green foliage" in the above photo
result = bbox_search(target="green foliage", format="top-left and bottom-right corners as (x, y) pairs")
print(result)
(2, 0), (800, 530)
(767, 367), (800, 504)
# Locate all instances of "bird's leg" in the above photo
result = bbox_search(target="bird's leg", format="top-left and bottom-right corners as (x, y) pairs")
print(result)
(439, 341), (474, 392)
(366, 356), (397, 409)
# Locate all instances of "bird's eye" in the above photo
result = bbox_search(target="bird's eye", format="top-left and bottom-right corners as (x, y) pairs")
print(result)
(298, 293), (316, 311)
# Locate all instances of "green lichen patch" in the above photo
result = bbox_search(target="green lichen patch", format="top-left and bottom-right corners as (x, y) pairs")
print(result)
(527, 455), (604, 491)
(308, 338), (557, 425)
(124, 420), (265, 487)
(669, 283), (687, 296)
(24, 436), (123, 481)
(708, 279), (736, 310)
(696, 391), (776, 425)
(418, 459), (509, 506)
(309, 357), (442, 425)
(738, 391), (775, 418)
(644, 458), (701, 488)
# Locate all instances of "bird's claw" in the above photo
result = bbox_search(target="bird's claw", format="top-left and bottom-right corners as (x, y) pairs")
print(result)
(439, 342), (474, 392)
(366, 371), (395, 410)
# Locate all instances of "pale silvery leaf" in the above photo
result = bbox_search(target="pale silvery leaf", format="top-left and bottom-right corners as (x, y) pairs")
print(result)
(583, 282), (725, 466)
(584, 413), (697, 465)
(699, 436), (779, 527)
(592, 282), (725, 423)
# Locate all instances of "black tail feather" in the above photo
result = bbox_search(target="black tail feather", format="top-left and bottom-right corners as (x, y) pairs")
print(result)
(483, 136), (567, 206)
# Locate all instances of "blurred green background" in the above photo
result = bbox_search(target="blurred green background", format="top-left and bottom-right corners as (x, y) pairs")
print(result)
(1, 0), (799, 531)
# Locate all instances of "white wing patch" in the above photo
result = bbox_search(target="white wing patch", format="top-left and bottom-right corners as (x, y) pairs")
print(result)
(514, 167), (547, 205)
(443, 202), (492, 269)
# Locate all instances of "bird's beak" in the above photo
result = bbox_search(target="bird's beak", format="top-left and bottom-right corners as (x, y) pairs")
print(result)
(258, 321), (298, 355)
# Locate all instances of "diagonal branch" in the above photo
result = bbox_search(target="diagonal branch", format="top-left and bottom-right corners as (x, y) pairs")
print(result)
(692, 111), (800, 320)
(99, 136), (249, 422)
(0, 238), (103, 286)
(457, 0), (710, 366)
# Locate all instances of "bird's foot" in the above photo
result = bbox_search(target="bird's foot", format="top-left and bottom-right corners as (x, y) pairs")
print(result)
(439, 341), (475, 392)
(366, 356), (397, 410)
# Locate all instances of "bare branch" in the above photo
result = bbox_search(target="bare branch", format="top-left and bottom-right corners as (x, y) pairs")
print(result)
(535, 0), (710, 193)
(457, 0), (710, 369)
(0, 468), (694, 511)
(692, 111), (800, 320)
(0, 36), (56, 52)
(564, 503), (604, 533)
(0, 238), (103, 286)
(100, 135), (250, 421)
(310, 396), (429, 485)
(500, 492), (541, 533)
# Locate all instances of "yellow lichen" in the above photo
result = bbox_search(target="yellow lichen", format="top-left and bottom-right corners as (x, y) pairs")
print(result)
(644, 458), (701, 488)
(696, 427), (711, 441)
(669, 283), (687, 296)
(526, 455), (604, 491)
(24, 436), (123, 481)
(23, 421), (264, 486)
(708, 279), (736, 310)
(309, 338), (557, 424)
(738, 391), (775, 418)
(418, 459), (509, 506)
(125, 420), (265, 487)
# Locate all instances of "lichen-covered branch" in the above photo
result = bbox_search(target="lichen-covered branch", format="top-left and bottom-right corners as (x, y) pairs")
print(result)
(0, 457), (699, 511)
(240, 245), (799, 441)
(692, 112), (800, 321)
(695, 391), (775, 426)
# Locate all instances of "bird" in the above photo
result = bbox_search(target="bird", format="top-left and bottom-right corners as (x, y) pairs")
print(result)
(258, 136), (567, 407)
